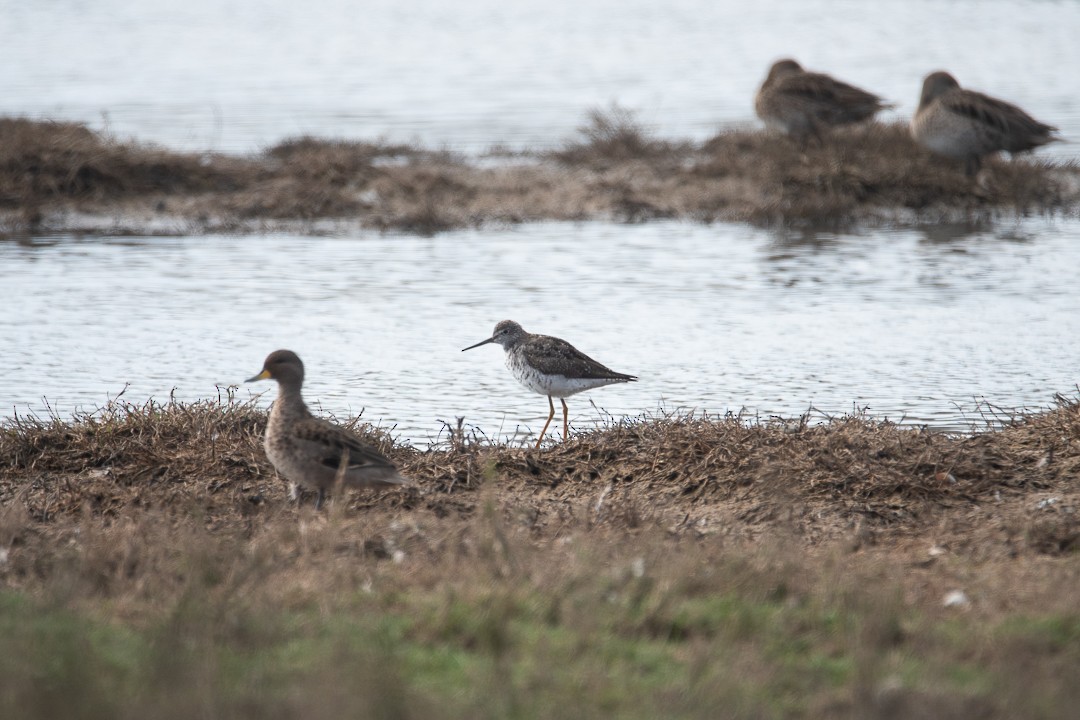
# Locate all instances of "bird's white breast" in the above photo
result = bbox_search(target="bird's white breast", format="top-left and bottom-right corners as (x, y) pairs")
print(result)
(505, 351), (623, 398)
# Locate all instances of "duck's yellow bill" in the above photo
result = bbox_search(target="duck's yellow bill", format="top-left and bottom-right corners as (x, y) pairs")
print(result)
(246, 369), (272, 383)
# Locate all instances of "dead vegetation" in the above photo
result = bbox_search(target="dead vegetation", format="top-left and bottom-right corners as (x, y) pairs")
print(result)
(550, 105), (695, 170)
(2, 111), (1076, 237)
(693, 122), (1075, 227)
(0, 118), (249, 206)
(2, 397), (1079, 718)
(2, 393), (1079, 563)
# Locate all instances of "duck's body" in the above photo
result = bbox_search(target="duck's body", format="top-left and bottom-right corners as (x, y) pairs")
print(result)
(910, 71), (1061, 175)
(755, 59), (891, 142)
(248, 350), (406, 509)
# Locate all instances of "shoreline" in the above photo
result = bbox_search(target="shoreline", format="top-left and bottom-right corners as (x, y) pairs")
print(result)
(3, 114), (1078, 238)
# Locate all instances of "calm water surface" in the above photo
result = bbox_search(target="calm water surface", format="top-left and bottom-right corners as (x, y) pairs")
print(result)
(4, 221), (1079, 445)
(2, 0), (1077, 157)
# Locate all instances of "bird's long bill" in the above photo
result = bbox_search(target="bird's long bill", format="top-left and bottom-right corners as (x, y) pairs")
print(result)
(245, 368), (271, 383)
(461, 336), (496, 352)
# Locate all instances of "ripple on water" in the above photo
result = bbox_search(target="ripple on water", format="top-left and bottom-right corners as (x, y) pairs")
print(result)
(3, 219), (1080, 444)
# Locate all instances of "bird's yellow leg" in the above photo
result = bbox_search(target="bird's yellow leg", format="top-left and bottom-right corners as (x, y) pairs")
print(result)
(536, 396), (556, 450)
(561, 399), (570, 440)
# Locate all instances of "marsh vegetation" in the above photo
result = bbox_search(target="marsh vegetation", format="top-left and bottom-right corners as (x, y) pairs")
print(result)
(2, 112), (1076, 238)
(2, 397), (1079, 717)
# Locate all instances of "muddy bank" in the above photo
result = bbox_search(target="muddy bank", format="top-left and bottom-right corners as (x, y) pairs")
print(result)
(2, 114), (1078, 237)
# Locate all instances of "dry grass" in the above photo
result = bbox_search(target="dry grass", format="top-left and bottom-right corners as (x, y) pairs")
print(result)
(694, 123), (1075, 227)
(1, 396), (1079, 717)
(0, 118), (250, 218)
(550, 105), (695, 170)
(222, 136), (419, 220)
(4, 394), (1079, 544)
(2, 112), (1077, 236)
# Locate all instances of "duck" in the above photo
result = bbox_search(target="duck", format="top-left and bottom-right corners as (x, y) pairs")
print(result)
(910, 71), (1061, 176)
(754, 58), (892, 143)
(247, 349), (407, 509)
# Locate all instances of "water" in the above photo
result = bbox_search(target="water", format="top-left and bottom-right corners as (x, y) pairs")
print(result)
(3, 1), (1079, 445)
(4, 220), (1080, 445)
(2, 0), (1078, 157)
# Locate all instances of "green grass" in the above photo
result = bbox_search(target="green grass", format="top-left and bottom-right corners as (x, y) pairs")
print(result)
(3, 570), (1078, 720)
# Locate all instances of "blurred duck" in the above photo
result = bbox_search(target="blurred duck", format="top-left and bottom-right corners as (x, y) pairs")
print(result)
(754, 58), (892, 143)
(910, 71), (1061, 176)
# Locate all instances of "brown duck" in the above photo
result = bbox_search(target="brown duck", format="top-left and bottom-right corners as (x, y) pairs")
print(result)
(754, 58), (892, 143)
(910, 71), (1061, 176)
(247, 349), (407, 509)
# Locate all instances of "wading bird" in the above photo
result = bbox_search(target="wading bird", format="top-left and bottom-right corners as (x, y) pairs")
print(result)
(462, 320), (637, 450)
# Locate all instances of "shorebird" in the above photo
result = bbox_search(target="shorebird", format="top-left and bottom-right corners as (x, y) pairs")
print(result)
(910, 71), (1061, 176)
(462, 320), (637, 449)
(246, 349), (407, 509)
(754, 58), (892, 143)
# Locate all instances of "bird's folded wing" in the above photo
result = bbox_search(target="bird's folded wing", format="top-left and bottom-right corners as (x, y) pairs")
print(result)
(293, 422), (396, 471)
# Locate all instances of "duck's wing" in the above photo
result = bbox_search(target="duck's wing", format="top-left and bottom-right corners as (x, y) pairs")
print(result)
(292, 418), (405, 483)
(940, 89), (1059, 149)
(779, 72), (890, 121)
